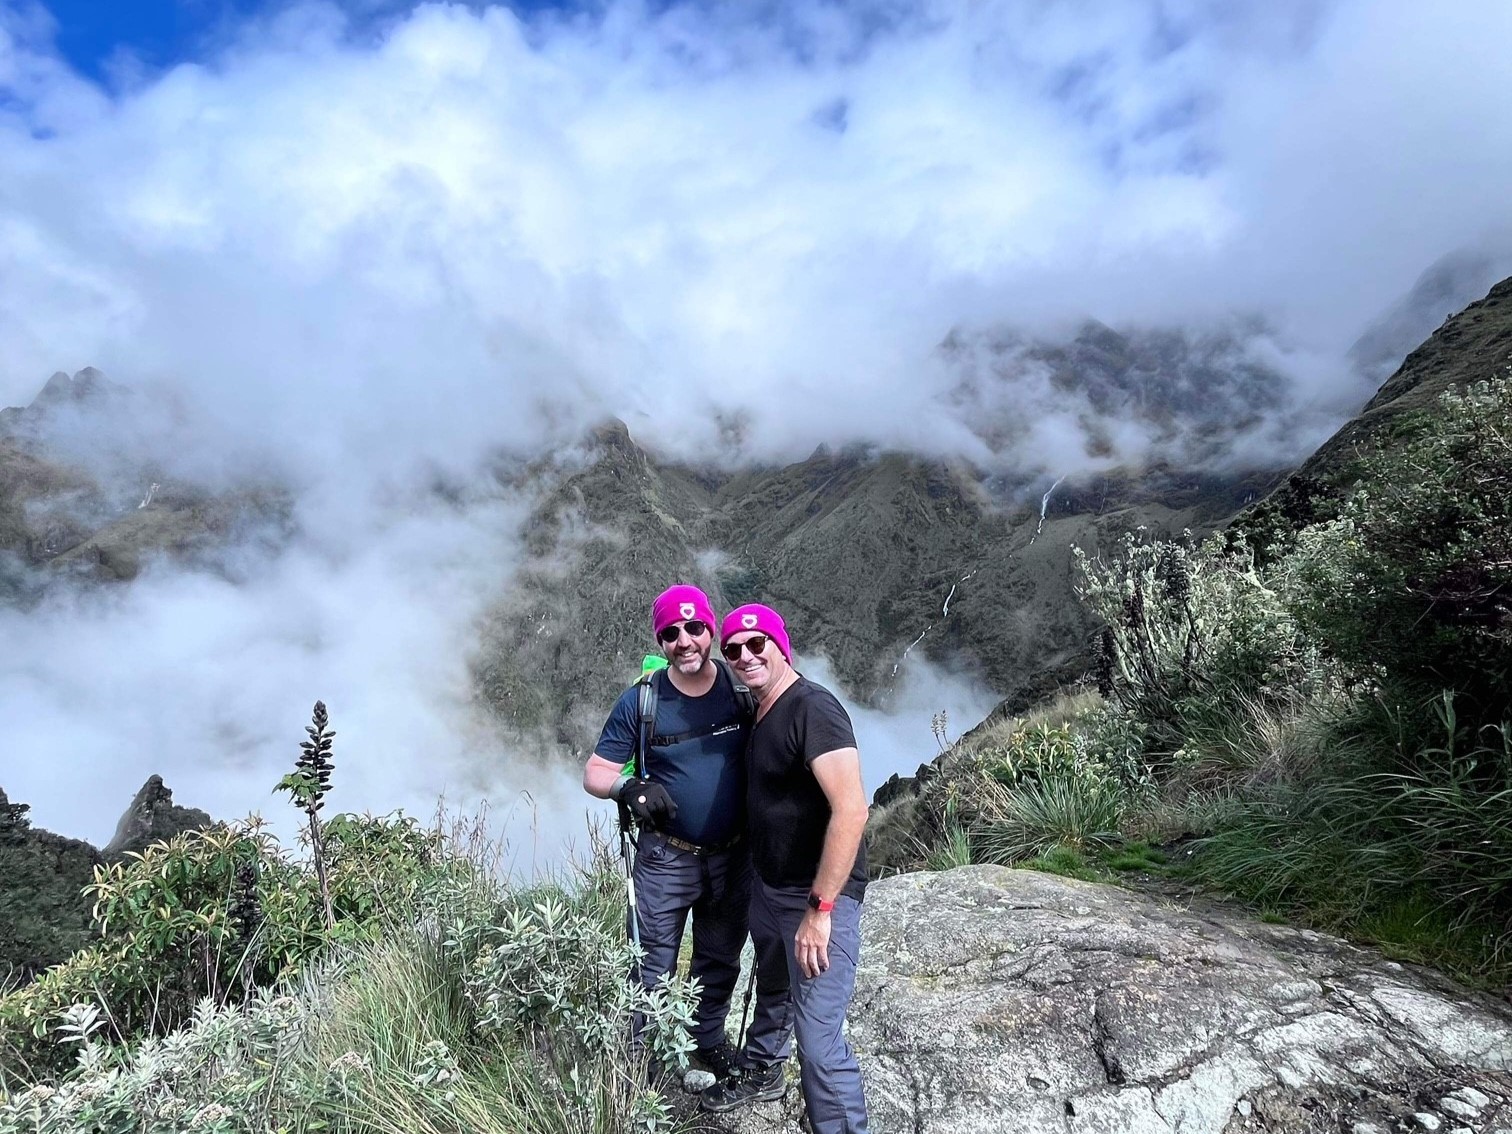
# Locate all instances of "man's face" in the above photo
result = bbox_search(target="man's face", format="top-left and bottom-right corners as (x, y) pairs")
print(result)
(721, 630), (788, 694)
(658, 618), (714, 675)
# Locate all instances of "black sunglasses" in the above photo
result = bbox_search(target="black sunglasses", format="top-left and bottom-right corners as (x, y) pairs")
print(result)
(658, 619), (711, 644)
(720, 634), (770, 661)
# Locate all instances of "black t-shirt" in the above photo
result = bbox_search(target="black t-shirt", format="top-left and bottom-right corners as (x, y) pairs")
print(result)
(747, 676), (867, 900)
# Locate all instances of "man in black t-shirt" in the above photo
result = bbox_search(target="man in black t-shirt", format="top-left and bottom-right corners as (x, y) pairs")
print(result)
(700, 603), (870, 1134)
(582, 584), (775, 1084)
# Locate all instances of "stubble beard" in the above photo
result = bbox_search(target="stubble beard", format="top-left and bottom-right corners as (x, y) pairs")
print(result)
(670, 642), (712, 676)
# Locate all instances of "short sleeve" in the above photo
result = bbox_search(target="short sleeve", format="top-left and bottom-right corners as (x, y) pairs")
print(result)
(594, 686), (642, 768)
(797, 686), (858, 766)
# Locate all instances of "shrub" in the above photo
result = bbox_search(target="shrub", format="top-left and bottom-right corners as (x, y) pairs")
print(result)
(969, 720), (1139, 863)
(1282, 376), (1512, 742)
(0, 842), (696, 1134)
(0, 813), (447, 1080)
(1075, 533), (1327, 765)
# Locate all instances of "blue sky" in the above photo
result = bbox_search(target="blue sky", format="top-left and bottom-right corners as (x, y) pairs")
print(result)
(46, 0), (273, 78)
(41, 0), (569, 81)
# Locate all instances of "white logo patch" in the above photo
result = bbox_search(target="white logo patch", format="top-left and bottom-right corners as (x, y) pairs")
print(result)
(741, 614), (759, 629)
(680, 602), (696, 620)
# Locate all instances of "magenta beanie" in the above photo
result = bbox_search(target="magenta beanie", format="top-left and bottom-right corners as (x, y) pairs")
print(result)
(720, 603), (792, 661)
(651, 584), (718, 637)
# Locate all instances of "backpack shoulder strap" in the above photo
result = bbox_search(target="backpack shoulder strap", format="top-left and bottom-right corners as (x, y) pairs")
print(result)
(634, 669), (660, 779)
(714, 658), (757, 721)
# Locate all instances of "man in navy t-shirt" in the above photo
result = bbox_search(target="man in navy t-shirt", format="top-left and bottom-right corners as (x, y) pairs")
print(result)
(582, 584), (776, 1083)
(700, 602), (870, 1134)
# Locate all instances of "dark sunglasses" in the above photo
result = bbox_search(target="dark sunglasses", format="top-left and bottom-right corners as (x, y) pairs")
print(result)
(657, 619), (711, 644)
(720, 634), (770, 661)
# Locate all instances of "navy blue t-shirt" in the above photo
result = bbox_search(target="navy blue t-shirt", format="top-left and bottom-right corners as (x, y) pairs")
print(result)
(595, 665), (748, 846)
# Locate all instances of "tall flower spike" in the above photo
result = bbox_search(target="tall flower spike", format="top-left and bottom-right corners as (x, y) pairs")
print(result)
(296, 700), (336, 814)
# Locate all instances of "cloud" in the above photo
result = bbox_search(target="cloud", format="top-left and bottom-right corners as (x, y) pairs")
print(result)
(5, 0), (1512, 843)
(1, 0), (1509, 474)
(0, 478), (593, 856)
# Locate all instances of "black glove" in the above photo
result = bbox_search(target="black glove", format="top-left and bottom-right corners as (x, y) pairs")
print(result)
(617, 776), (678, 824)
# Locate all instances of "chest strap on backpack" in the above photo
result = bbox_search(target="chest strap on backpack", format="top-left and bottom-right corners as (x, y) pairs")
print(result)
(636, 659), (755, 760)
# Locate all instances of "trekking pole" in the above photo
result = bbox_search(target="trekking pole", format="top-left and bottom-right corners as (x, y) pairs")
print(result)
(623, 654), (662, 979)
(734, 961), (757, 1060)
(619, 804), (642, 970)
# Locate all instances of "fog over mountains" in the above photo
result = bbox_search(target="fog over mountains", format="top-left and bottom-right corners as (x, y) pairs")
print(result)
(2, 260), (1504, 850)
(4, 0), (1512, 847)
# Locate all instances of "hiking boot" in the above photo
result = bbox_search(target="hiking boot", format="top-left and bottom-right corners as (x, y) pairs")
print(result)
(699, 1061), (785, 1112)
(691, 1041), (742, 1082)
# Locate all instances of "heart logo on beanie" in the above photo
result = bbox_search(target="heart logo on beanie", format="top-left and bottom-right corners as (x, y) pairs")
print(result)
(680, 602), (696, 620)
(742, 614), (759, 629)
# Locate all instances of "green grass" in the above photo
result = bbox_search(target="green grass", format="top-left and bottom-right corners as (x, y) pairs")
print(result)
(1100, 841), (1169, 873)
(1020, 846), (1109, 883)
(973, 775), (1124, 865)
(925, 825), (973, 871)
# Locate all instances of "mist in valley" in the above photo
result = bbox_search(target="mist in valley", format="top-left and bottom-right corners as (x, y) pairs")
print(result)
(5, 0), (1512, 845)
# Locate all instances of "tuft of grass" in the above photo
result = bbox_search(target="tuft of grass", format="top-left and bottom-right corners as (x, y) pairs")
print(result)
(1100, 841), (1169, 873)
(925, 824), (973, 872)
(974, 774), (1124, 865)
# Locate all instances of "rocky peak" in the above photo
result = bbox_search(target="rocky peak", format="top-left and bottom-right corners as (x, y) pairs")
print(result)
(33, 367), (108, 409)
(1, 367), (121, 439)
(103, 774), (213, 858)
(0, 786), (31, 842)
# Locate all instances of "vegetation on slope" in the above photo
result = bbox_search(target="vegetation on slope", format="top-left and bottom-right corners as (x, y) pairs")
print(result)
(1, 707), (698, 1134)
(874, 374), (1512, 988)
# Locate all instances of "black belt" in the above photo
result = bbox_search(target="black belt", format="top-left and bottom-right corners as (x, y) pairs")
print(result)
(660, 831), (745, 857)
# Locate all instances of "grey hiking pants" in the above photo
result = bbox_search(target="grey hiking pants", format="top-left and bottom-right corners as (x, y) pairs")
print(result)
(745, 880), (869, 1134)
(631, 831), (751, 1051)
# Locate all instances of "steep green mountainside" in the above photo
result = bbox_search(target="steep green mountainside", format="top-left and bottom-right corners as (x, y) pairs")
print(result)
(474, 427), (1279, 751)
(1241, 275), (1512, 546)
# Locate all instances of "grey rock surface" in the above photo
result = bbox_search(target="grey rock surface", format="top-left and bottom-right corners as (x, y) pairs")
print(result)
(695, 866), (1512, 1134)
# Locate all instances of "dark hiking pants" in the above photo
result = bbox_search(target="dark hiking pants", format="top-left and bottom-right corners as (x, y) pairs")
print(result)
(630, 831), (751, 1050)
(745, 880), (869, 1134)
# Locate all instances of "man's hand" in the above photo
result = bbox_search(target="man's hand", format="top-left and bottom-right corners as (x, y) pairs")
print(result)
(617, 776), (679, 824)
(795, 909), (831, 979)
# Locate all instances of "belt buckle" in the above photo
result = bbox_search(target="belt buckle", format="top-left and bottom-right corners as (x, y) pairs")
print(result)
(666, 834), (703, 855)
(664, 832), (742, 856)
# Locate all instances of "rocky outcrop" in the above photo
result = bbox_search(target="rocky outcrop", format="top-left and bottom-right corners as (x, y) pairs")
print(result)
(103, 775), (212, 858)
(1, 779), (212, 982)
(700, 867), (1512, 1134)
(0, 788), (102, 984)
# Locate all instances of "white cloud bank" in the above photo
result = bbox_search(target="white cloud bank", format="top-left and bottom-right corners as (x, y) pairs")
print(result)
(3, 0), (1511, 472)
(0, 482), (597, 855)
(5, 0), (1512, 844)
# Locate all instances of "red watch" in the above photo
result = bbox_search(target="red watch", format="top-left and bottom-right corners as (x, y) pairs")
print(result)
(807, 892), (835, 913)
